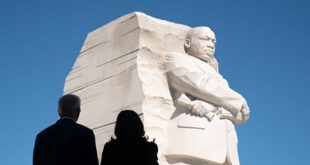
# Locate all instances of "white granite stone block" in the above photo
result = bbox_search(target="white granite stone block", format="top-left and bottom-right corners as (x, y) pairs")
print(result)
(63, 12), (249, 165)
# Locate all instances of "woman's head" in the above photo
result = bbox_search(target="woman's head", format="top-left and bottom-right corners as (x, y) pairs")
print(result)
(114, 110), (145, 140)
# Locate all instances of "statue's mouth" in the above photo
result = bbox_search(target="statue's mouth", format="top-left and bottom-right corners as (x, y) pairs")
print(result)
(202, 49), (214, 56)
(203, 48), (214, 53)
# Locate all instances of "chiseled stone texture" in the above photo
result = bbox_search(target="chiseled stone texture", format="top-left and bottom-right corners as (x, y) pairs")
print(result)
(63, 12), (190, 164)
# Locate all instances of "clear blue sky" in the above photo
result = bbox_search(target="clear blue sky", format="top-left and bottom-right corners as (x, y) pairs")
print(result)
(0, 0), (309, 164)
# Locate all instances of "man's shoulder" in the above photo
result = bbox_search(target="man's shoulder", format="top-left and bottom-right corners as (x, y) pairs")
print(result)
(74, 120), (92, 131)
(36, 120), (93, 139)
(36, 122), (57, 138)
(75, 122), (90, 129)
(74, 122), (94, 134)
(59, 118), (93, 132)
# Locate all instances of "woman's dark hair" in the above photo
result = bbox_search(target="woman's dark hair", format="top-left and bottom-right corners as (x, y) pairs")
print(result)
(114, 110), (146, 141)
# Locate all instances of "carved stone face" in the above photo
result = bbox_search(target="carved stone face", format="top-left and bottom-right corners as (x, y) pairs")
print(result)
(185, 27), (216, 62)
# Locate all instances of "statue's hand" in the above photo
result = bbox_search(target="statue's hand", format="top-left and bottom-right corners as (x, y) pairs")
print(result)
(191, 100), (216, 117)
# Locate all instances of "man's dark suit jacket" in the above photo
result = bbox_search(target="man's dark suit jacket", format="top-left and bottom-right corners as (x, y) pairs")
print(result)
(33, 118), (99, 165)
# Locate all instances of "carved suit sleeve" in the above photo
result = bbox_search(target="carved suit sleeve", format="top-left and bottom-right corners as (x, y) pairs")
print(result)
(164, 53), (247, 115)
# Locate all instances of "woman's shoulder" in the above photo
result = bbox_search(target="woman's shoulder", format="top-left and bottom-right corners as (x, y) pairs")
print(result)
(103, 139), (119, 149)
(143, 140), (158, 153)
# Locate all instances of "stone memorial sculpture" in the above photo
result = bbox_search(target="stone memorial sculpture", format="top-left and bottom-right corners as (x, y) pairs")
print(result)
(164, 27), (249, 165)
(63, 12), (250, 165)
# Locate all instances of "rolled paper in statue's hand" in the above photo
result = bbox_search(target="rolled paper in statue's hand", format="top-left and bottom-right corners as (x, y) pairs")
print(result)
(218, 107), (246, 124)
(177, 93), (192, 109)
(177, 94), (247, 123)
(177, 93), (215, 121)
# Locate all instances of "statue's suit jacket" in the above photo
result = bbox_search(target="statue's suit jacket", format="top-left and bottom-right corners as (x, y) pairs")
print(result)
(33, 118), (99, 165)
(164, 52), (246, 165)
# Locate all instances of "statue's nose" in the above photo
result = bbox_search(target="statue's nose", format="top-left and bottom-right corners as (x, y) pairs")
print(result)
(207, 44), (214, 49)
(206, 41), (214, 49)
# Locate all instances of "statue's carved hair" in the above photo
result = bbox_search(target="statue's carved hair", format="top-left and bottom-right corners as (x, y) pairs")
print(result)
(185, 26), (212, 40)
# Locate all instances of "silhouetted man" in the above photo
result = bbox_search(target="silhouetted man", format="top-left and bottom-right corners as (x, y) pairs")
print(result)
(33, 94), (99, 165)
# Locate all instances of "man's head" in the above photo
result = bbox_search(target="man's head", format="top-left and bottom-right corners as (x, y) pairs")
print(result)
(184, 26), (216, 62)
(58, 94), (81, 122)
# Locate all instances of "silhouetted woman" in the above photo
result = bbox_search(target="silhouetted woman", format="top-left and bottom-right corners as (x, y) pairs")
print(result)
(100, 110), (159, 165)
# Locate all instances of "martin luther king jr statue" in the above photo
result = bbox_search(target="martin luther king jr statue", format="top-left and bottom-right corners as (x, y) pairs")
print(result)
(164, 26), (250, 165)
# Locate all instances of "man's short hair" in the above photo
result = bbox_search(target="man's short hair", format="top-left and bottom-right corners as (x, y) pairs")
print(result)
(58, 94), (81, 116)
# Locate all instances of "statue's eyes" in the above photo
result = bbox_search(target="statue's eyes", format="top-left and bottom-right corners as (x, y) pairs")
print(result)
(199, 37), (216, 43)
(200, 37), (209, 41)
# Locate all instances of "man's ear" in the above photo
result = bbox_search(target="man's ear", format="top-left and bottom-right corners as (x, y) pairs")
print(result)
(76, 107), (81, 120)
(58, 108), (61, 116)
(184, 38), (191, 49)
